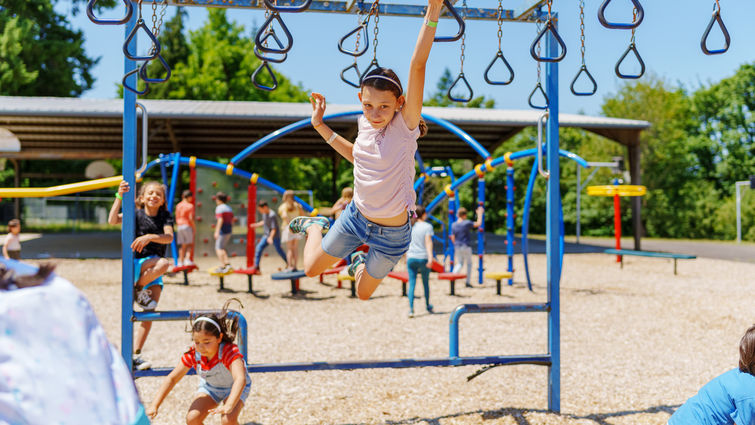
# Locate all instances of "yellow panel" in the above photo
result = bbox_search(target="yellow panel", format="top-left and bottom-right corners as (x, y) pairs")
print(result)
(586, 185), (646, 197)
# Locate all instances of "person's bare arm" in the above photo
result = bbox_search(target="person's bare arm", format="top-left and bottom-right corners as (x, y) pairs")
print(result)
(473, 206), (484, 228)
(310, 92), (355, 163)
(146, 361), (190, 419)
(108, 180), (128, 225)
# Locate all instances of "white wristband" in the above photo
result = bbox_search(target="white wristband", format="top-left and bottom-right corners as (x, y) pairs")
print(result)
(327, 132), (338, 145)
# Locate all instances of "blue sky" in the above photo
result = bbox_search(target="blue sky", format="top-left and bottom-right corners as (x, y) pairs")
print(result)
(62, 0), (755, 116)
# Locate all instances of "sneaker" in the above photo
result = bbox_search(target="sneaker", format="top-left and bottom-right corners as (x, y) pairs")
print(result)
(176, 261), (184, 267)
(408, 310), (414, 318)
(348, 251), (366, 277)
(426, 304), (434, 314)
(289, 216), (330, 235)
(220, 264), (233, 274)
(134, 287), (157, 311)
(132, 355), (152, 371)
(465, 282), (474, 288)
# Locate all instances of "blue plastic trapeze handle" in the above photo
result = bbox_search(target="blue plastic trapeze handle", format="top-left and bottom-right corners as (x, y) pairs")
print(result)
(252, 61), (278, 91)
(483, 51), (514, 86)
(447, 73), (473, 103)
(263, 0), (313, 13)
(340, 62), (361, 88)
(338, 23), (369, 57)
(700, 9), (730, 55)
(434, 0), (466, 43)
(598, 0), (644, 30)
(529, 20), (567, 63)
(255, 12), (294, 55)
(86, 0), (133, 25)
(359, 59), (381, 83)
(123, 19), (161, 61)
(528, 82), (548, 110)
(123, 67), (149, 96)
(139, 53), (172, 84)
(254, 31), (288, 63)
(615, 42), (645, 79)
(570, 65), (597, 96)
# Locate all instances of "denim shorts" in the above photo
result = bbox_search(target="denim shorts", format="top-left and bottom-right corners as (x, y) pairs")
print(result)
(215, 233), (231, 251)
(134, 255), (163, 290)
(321, 201), (411, 279)
(198, 380), (251, 404)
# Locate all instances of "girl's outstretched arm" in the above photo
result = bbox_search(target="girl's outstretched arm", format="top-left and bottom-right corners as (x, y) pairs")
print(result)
(402, 0), (443, 130)
(108, 180), (129, 225)
(146, 361), (190, 419)
(310, 92), (355, 163)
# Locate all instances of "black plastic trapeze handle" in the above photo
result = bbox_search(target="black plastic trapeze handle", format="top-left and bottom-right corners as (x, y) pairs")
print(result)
(263, 0), (313, 13)
(447, 73), (473, 103)
(615, 43), (645, 79)
(598, 0), (644, 30)
(139, 54), (172, 84)
(337, 23), (370, 57)
(123, 19), (161, 61)
(484, 51), (514, 86)
(528, 82), (549, 110)
(529, 20), (567, 63)
(123, 67), (149, 96)
(254, 31), (289, 63)
(255, 13), (294, 55)
(434, 0), (466, 43)
(570, 65), (597, 96)
(87, 0), (133, 25)
(252, 61), (278, 91)
(340, 62), (362, 88)
(701, 9), (730, 55)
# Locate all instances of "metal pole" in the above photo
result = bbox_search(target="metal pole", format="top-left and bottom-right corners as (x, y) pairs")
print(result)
(506, 166), (515, 286)
(477, 178), (485, 284)
(736, 181), (747, 243)
(121, 12), (138, 372)
(545, 17), (561, 413)
(576, 165), (580, 244)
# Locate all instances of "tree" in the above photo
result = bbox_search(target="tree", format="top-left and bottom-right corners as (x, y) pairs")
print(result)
(0, 0), (101, 96)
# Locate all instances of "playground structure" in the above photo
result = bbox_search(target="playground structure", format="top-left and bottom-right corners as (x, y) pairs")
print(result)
(586, 182), (646, 262)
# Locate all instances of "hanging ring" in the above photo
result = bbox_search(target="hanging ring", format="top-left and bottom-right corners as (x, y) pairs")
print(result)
(700, 9), (730, 55)
(255, 12), (294, 55)
(138, 53), (172, 84)
(340, 62), (362, 88)
(447, 73), (473, 103)
(254, 31), (288, 63)
(598, 0), (644, 29)
(434, 0), (466, 42)
(359, 59), (381, 82)
(529, 20), (567, 63)
(338, 24), (370, 57)
(483, 50), (514, 86)
(87, 0), (133, 25)
(570, 65), (597, 96)
(615, 42), (645, 79)
(528, 82), (549, 110)
(123, 18), (161, 61)
(252, 61), (278, 91)
(123, 67), (149, 96)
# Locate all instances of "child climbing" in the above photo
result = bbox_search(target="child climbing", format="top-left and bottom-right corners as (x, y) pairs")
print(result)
(146, 300), (252, 425)
(289, 0), (441, 300)
(109, 180), (174, 370)
(175, 189), (196, 267)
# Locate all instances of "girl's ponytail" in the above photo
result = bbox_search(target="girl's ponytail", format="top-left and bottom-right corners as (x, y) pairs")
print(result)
(418, 118), (428, 138)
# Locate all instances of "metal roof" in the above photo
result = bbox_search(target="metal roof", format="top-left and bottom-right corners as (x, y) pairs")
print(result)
(0, 96), (650, 161)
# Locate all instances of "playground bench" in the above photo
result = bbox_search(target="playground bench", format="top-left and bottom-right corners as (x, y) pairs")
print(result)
(437, 272), (468, 296)
(485, 272), (514, 295)
(233, 267), (259, 293)
(604, 249), (696, 275)
(271, 270), (307, 295)
(208, 268), (238, 292)
(386, 271), (408, 297)
(171, 264), (198, 285)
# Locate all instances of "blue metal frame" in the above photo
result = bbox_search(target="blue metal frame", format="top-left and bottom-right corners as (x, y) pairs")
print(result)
(505, 165), (515, 286)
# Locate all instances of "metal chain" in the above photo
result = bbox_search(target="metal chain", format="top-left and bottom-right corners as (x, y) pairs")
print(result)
(372, 1), (380, 61)
(536, 19), (542, 83)
(631, 6), (637, 44)
(156, 0), (167, 38)
(150, 0), (158, 34)
(714, 0), (721, 13)
(459, 0), (467, 72)
(579, 0), (586, 65)
(546, 0), (552, 21)
(353, 9), (363, 65)
(496, 0), (503, 51)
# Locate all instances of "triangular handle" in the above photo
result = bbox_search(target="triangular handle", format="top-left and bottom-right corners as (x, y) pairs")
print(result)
(570, 65), (598, 96)
(528, 83), (549, 110)
(447, 73), (473, 103)
(252, 61), (278, 91)
(123, 19), (161, 61)
(254, 31), (288, 63)
(434, 0), (466, 42)
(139, 53), (172, 84)
(123, 67), (149, 96)
(598, 0), (644, 30)
(255, 13), (293, 55)
(263, 0), (313, 13)
(87, 0), (133, 25)
(359, 59), (381, 83)
(340, 63), (362, 88)
(529, 20), (567, 63)
(484, 50), (515, 86)
(701, 10), (731, 55)
(615, 42), (645, 79)
(338, 24), (369, 57)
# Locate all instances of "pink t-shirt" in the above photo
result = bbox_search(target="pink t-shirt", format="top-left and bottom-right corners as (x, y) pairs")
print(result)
(352, 112), (419, 218)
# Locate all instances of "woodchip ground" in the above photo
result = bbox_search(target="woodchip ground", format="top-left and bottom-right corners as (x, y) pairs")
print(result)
(40, 252), (755, 425)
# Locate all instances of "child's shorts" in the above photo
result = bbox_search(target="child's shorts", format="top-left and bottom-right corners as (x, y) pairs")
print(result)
(134, 255), (164, 290)
(6, 250), (20, 260)
(176, 225), (194, 245)
(215, 233), (231, 251)
(198, 379), (251, 405)
(321, 201), (410, 280)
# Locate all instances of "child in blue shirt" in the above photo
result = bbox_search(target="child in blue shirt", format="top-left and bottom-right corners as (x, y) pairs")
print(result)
(668, 324), (755, 425)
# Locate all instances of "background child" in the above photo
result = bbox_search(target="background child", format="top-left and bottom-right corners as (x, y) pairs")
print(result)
(249, 201), (287, 273)
(406, 206), (434, 318)
(330, 187), (353, 220)
(146, 300), (252, 425)
(450, 206), (484, 288)
(668, 324), (755, 425)
(109, 180), (174, 370)
(3, 219), (21, 260)
(175, 189), (195, 267)
(289, 0), (441, 300)
(278, 190), (305, 271)
(214, 192), (234, 274)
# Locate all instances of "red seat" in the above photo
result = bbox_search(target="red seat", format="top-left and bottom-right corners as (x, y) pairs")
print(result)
(437, 272), (467, 296)
(171, 264), (198, 273)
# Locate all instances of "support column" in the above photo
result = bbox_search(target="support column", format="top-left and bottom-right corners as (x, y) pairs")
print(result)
(628, 143), (642, 250)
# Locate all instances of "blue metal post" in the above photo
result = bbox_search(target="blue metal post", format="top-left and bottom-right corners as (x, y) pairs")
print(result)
(506, 165), (515, 286)
(447, 192), (455, 273)
(477, 178), (485, 284)
(167, 153), (181, 263)
(545, 16), (561, 413)
(121, 13), (138, 372)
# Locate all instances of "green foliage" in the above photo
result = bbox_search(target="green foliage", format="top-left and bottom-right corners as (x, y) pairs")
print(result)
(0, 0), (97, 96)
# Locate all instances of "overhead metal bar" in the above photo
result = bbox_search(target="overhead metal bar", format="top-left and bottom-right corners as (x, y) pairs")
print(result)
(165, 0), (548, 21)
(513, 0), (547, 20)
